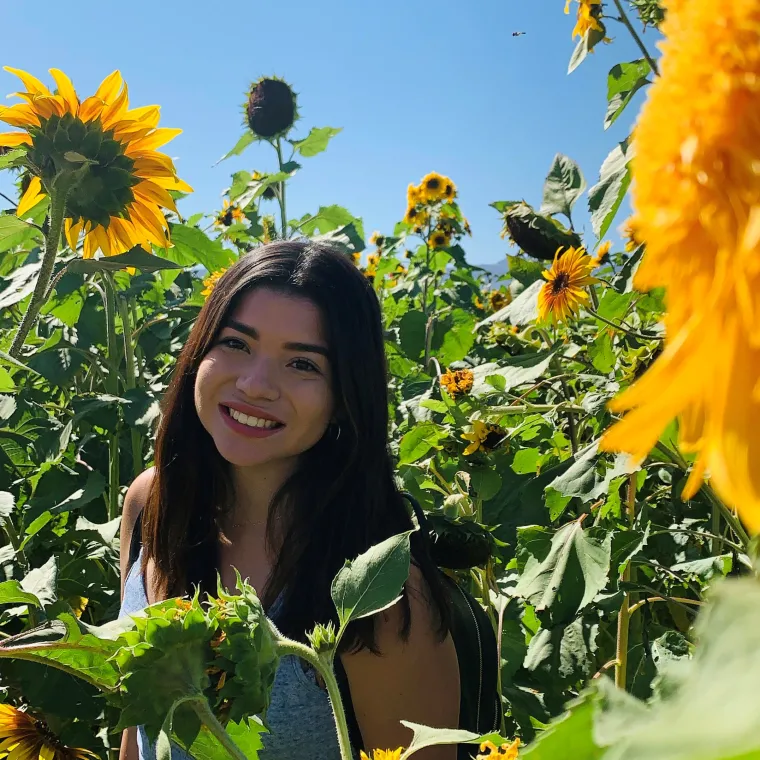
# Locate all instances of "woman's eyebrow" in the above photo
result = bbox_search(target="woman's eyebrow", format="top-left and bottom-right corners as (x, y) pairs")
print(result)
(225, 318), (330, 358)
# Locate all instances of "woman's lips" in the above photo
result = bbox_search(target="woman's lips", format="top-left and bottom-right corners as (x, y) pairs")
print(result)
(219, 404), (285, 439)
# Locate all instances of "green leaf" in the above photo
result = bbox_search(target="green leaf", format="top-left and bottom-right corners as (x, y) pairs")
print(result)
(398, 422), (444, 465)
(20, 556), (58, 607)
(512, 448), (542, 475)
(122, 387), (161, 434)
(68, 246), (183, 274)
(49, 470), (106, 514)
(589, 332), (615, 374)
(540, 153), (586, 221)
(179, 717), (266, 760)
(545, 488), (573, 521)
(399, 310), (428, 361)
(515, 520), (611, 624)
(0, 350), (39, 375)
(400, 722), (504, 759)
(331, 531), (412, 634)
(290, 127), (342, 157)
(611, 245), (644, 294)
(0, 490), (13, 523)
(477, 281), (543, 329)
(0, 215), (32, 244)
(568, 22), (609, 74)
(471, 349), (557, 396)
(605, 60), (651, 130)
(311, 222), (366, 255)
(27, 347), (84, 387)
(0, 396), (16, 422)
(508, 256), (546, 287)
(166, 223), (235, 272)
(470, 467), (503, 501)
(433, 309), (477, 365)
(588, 139), (634, 239)
(298, 205), (358, 236)
(216, 131), (255, 164)
(597, 289), (635, 322)
(0, 580), (41, 608)
(0, 148), (26, 171)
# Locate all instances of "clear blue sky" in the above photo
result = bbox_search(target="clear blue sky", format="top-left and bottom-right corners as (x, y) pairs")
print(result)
(2, 0), (653, 264)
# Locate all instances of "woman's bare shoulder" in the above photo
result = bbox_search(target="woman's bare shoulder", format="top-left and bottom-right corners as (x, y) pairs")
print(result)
(119, 467), (156, 592)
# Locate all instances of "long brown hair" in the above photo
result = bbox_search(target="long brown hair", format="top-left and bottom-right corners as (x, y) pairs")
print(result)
(141, 240), (449, 649)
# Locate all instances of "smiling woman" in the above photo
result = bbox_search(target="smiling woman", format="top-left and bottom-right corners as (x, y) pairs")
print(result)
(118, 240), (462, 760)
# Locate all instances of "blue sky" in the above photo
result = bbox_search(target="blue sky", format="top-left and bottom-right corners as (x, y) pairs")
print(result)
(1, 0), (654, 264)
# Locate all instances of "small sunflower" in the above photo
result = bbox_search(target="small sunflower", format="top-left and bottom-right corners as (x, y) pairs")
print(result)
(463, 216), (472, 235)
(0, 67), (192, 258)
(369, 231), (385, 248)
(537, 246), (597, 324)
(488, 290), (511, 312)
(202, 267), (228, 297)
(461, 420), (506, 456)
(428, 228), (451, 249)
(360, 750), (402, 760)
(407, 183), (422, 206)
(404, 249), (413, 259)
(620, 217), (642, 253)
(477, 739), (521, 760)
(440, 368), (474, 398)
(419, 172), (456, 204)
(404, 204), (429, 230)
(0, 704), (99, 760)
(214, 200), (245, 228)
(590, 239), (612, 267)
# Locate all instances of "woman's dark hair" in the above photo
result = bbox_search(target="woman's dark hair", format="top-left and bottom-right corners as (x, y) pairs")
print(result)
(141, 239), (450, 650)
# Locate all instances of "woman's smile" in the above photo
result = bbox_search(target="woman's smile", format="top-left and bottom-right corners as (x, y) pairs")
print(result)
(219, 403), (286, 438)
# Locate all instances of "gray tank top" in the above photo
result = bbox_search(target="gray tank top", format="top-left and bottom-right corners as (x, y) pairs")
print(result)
(119, 554), (343, 760)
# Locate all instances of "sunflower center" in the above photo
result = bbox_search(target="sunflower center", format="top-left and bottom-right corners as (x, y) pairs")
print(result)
(426, 178), (441, 190)
(551, 272), (571, 294)
(28, 113), (138, 227)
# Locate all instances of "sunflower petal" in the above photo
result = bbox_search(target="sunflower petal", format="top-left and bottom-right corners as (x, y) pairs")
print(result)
(0, 104), (40, 128)
(127, 127), (182, 153)
(65, 218), (83, 252)
(0, 132), (32, 148)
(17, 176), (46, 218)
(3, 67), (50, 96)
(94, 70), (123, 104)
(133, 180), (178, 213)
(48, 68), (79, 115)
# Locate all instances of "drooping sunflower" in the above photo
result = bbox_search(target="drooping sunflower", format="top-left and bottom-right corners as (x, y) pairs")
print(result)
(0, 67), (192, 258)
(537, 246), (596, 324)
(599, 0), (760, 533)
(419, 172), (456, 204)
(461, 420), (506, 456)
(477, 739), (521, 760)
(245, 77), (298, 140)
(202, 267), (228, 298)
(0, 704), (99, 760)
(564, 0), (603, 38)
(214, 200), (245, 228)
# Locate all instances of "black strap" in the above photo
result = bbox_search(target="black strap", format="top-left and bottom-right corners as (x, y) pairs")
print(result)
(127, 510), (143, 575)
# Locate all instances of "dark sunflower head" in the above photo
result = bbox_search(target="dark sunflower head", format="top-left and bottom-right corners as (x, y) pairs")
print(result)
(246, 77), (298, 140)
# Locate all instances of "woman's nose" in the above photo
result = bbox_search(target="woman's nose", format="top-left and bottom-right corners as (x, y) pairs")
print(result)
(235, 358), (280, 401)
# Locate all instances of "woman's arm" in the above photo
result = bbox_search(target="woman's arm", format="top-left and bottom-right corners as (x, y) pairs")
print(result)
(118, 468), (155, 760)
(340, 566), (460, 760)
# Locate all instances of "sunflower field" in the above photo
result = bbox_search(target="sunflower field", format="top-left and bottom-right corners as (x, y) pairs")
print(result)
(1, 1), (760, 759)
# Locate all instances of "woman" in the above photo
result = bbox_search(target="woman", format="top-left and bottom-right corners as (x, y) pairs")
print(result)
(119, 240), (461, 760)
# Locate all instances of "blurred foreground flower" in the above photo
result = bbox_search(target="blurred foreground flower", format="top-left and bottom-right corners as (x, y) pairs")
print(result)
(359, 750), (402, 760)
(537, 246), (596, 324)
(202, 267), (228, 298)
(0, 67), (191, 257)
(0, 704), (98, 760)
(600, 0), (760, 532)
(477, 739), (520, 760)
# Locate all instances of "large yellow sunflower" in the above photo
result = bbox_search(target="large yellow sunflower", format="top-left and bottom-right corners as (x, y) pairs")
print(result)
(0, 67), (191, 258)
(419, 172), (456, 204)
(600, 0), (760, 533)
(0, 704), (99, 760)
(537, 246), (596, 323)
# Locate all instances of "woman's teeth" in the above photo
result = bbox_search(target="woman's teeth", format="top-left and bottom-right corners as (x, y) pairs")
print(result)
(227, 407), (280, 429)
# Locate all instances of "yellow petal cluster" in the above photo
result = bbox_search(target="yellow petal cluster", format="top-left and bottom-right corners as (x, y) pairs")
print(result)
(0, 704), (99, 760)
(202, 267), (228, 298)
(600, 0), (760, 532)
(440, 368), (474, 398)
(537, 247), (596, 324)
(214, 199), (245, 228)
(477, 739), (521, 760)
(359, 750), (402, 760)
(462, 420), (506, 456)
(0, 67), (191, 258)
(590, 239), (612, 267)
(564, 0), (603, 39)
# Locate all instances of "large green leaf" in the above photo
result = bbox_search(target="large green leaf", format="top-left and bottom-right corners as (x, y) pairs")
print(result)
(27, 346), (84, 386)
(290, 127), (342, 157)
(540, 153), (586, 221)
(568, 23), (609, 74)
(398, 422), (444, 464)
(471, 350), (557, 396)
(0, 262), (41, 308)
(179, 716), (266, 760)
(399, 310), (428, 360)
(166, 223), (235, 272)
(0, 580), (41, 608)
(20, 555), (58, 606)
(605, 60), (651, 130)
(588, 139), (634, 240)
(68, 247), (183, 274)
(515, 520), (611, 624)
(49, 470), (106, 514)
(297, 205), (357, 236)
(331, 531), (412, 634)
(433, 308), (477, 365)
(0, 215), (32, 243)
(477, 280), (543, 329)
(400, 721), (504, 759)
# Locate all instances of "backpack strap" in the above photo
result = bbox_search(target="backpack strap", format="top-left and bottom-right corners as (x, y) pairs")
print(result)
(127, 510), (143, 576)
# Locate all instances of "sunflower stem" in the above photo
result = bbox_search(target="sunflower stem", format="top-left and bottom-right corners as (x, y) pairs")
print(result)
(275, 638), (354, 760)
(102, 273), (121, 520)
(611, 0), (660, 76)
(275, 138), (288, 238)
(615, 472), (638, 690)
(586, 307), (659, 342)
(9, 188), (68, 358)
(190, 698), (248, 760)
(117, 293), (143, 478)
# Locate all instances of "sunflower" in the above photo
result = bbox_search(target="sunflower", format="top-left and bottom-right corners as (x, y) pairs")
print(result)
(537, 246), (596, 324)
(214, 200), (245, 228)
(360, 750), (402, 760)
(440, 368), (474, 398)
(407, 183), (422, 206)
(590, 239), (612, 267)
(0, 704), (99, 760)
(351, 251), (361, 265)
(564, 0), (603, 38)
(599, 0), (760, 533)
(489, 290), (511, 312)
(369, 231), (385, 248)
(419, 172), (456, 204)
(404, 204), (429, 231)
(428, 228), (451, 249)
(461, 420), (506, 456)
(620, 217), (642, 253)
(202, 267), (228, 297)
(477, 739), (521, 760)
(0, 67), (191, 258)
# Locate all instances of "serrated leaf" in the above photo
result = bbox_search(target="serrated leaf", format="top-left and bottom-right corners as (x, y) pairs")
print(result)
(588, 139), (634, 239)
(331, 531), (412, 635)
(540, 153), (586, 221)
(290, 127), (342, 157)
(0, 148), (26, 171)
(605, 60), (651, 130)
(165, 223), (235, 272)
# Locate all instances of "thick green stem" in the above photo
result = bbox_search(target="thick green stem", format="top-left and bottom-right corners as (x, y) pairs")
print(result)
(275, 139), (288, 238)
(102, 274), (121, 520)
(117, 294), (143, 477)
(276, 639), (353, 760)
(190, 699), (248, 760)
(615, 473), (637, 690)
(611, 0), (660, 76)
(9, 189), (68, 357)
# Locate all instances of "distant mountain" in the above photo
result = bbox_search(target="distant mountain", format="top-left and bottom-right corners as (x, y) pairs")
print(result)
(471, 259), (508, 277)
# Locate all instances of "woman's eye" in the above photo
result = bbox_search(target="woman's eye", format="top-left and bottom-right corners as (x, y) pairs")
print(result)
(290, 358), (319, 373)
(218, 337), (247, 351)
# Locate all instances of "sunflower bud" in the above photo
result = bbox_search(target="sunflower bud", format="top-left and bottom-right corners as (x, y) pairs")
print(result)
(246, 77), (298, 140)
(306, 622), (337, 655)
(500, 201), (581, 261)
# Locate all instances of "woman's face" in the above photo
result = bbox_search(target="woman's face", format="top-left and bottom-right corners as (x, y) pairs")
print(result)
(194, 287), (335, 469)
